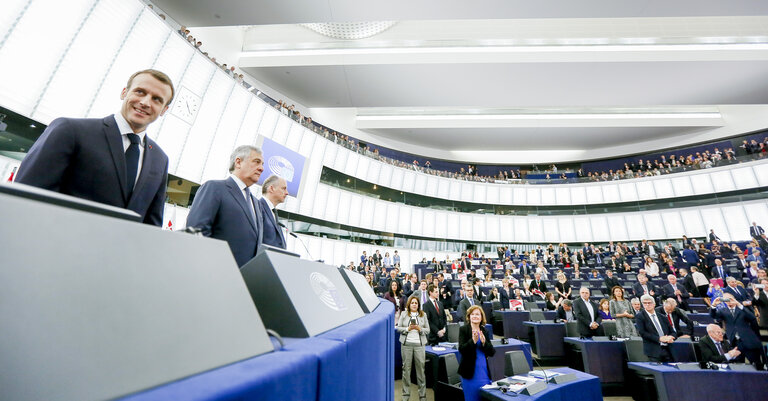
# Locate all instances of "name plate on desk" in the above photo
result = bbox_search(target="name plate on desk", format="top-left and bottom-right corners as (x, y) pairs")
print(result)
(241, 249), (365, 337)
(338, 267), (380, 313)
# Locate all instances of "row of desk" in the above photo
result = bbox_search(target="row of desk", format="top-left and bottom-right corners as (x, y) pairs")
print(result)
(121, 300), (395, 401)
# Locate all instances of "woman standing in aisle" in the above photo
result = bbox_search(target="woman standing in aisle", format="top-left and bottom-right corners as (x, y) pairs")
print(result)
(397, 295), (430, 401)
(458, 306), (496, 401)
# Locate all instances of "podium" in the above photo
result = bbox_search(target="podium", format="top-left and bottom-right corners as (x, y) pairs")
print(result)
(0, 183), (273, 401)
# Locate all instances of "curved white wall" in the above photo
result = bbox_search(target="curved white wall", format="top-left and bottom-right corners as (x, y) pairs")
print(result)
(327, 144), (768, 206)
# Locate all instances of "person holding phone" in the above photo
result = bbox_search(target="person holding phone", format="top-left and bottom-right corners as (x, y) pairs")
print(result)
(396, 295), (430, 401)
(458, 305), (496, 401)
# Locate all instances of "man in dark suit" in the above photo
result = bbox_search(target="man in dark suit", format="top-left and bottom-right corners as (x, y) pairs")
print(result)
(723, 277), (753, 309)
(661, 274), (690, 311)
(710, 294), (765, 369)
(711, 258), (728, 281)
(424, 285), (447, 345)
(656, 298), (694, 337)
(437, 273), (453, 310)
(603, 269), (621, 293)
(456, 285), (479, 322)
(754, 278), (768, 330)
(682, 246), (699, 268)
(555, 300), (575, 322)
(258, 175), (287, 249)
(699, 324), (741, 365)
(636, 295), (676, 362)
(573, 287), (603, 337)
(708, 229), (720, 243)
(751, 222), (765, 239)
(15, 69), (173, 226)
(632, 274), (658, 299)
(678, 268), (698, 297)
(186, 145), (264, 267)
(528, 273), (547, 293)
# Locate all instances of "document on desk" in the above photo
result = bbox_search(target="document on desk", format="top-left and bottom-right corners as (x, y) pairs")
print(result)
(528, 370), (562, 380)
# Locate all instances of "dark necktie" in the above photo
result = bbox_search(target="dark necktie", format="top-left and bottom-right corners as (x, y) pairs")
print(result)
(244, 187), (257, 224)
(434, 300), (439, 313)
(715, 342), (724, 356)
(272, 208), (279, 225)
(125, 134), (141, 197)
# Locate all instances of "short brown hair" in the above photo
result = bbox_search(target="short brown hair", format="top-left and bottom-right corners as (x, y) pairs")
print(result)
(465, 305), (486, 325)
(126, 69), (175, 106)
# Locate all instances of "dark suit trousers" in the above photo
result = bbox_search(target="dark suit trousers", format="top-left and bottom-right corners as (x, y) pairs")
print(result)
(737, 339), (767, 370)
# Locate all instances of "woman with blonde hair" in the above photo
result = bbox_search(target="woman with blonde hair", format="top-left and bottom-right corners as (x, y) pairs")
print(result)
(396, 295), (430, 401)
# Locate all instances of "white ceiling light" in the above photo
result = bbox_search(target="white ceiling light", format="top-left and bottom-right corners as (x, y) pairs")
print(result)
(301, 21), (397, 40)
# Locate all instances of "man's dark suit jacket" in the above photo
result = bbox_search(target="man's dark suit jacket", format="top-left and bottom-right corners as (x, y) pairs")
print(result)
(424, 298), (447, 345)
(573, 297), (602, 337)
(655, 306), (693, 337)
(723, 285), (750, 303)
(681, 274), (697, 296)
(751, 225), (765, 238)
(555, 306), (575, 322)
(632, 281), (658, 298)
(457, 324), (496, 379)
(528, 280), (547, 293)
(258, 197), (285, 249)
(603, 276), (621, 293)
(456, 297), (478, 322)
(755, 290), (768, 329)
(187, 177), (263, 267)
(709, 306), (761, 350)
(15, 116), (168, 226)
(661, 283), (690, 306)
(499, 286), (513, 308)
(698, 335), (734, 365)
(635, 309), (675, 359)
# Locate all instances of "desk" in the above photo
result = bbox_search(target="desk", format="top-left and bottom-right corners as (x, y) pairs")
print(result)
(494, 311), (531, 339)
(564, 337), (698, 385)
(523, 321), (566, 358)
(627, 362), (768, 401)
(480, 368), (601, 401)
(123, 300), (395, 401)
(564, 337), (626, 384)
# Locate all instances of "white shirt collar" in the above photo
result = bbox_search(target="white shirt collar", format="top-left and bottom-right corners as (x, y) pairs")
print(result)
(229, 174), (251, 192)
(263, 197), (276, 210)
(113, 113), (146, 142)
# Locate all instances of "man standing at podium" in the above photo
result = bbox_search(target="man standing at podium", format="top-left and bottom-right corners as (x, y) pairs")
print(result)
(187, 145), (264, 267)
(259, 175), (288, 249)
(15, 69), (173, 226)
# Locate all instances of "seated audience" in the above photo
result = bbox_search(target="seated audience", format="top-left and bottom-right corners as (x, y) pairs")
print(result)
(598, 298), (613, 320)
(555, 299), (576, 323)
(657, 298), (694, 338)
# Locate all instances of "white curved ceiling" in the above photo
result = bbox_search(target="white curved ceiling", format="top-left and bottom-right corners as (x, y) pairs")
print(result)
(152, 0), (768, 163)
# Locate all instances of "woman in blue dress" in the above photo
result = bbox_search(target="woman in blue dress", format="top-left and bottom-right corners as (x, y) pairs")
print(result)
(458, 305), (496, 401)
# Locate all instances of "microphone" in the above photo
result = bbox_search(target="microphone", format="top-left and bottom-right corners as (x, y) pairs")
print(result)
(279, 222), (321, 262)
(278, 222), (298, 238)
(180, 226), (203, 235)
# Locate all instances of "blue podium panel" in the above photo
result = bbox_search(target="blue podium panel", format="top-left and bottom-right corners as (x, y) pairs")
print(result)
(627, 362), (768, 401)
(120, 351), (318, 401)
(283, 337), (349, 401)
(481, 368), (601, 401)
(319, 299), (395, 401)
